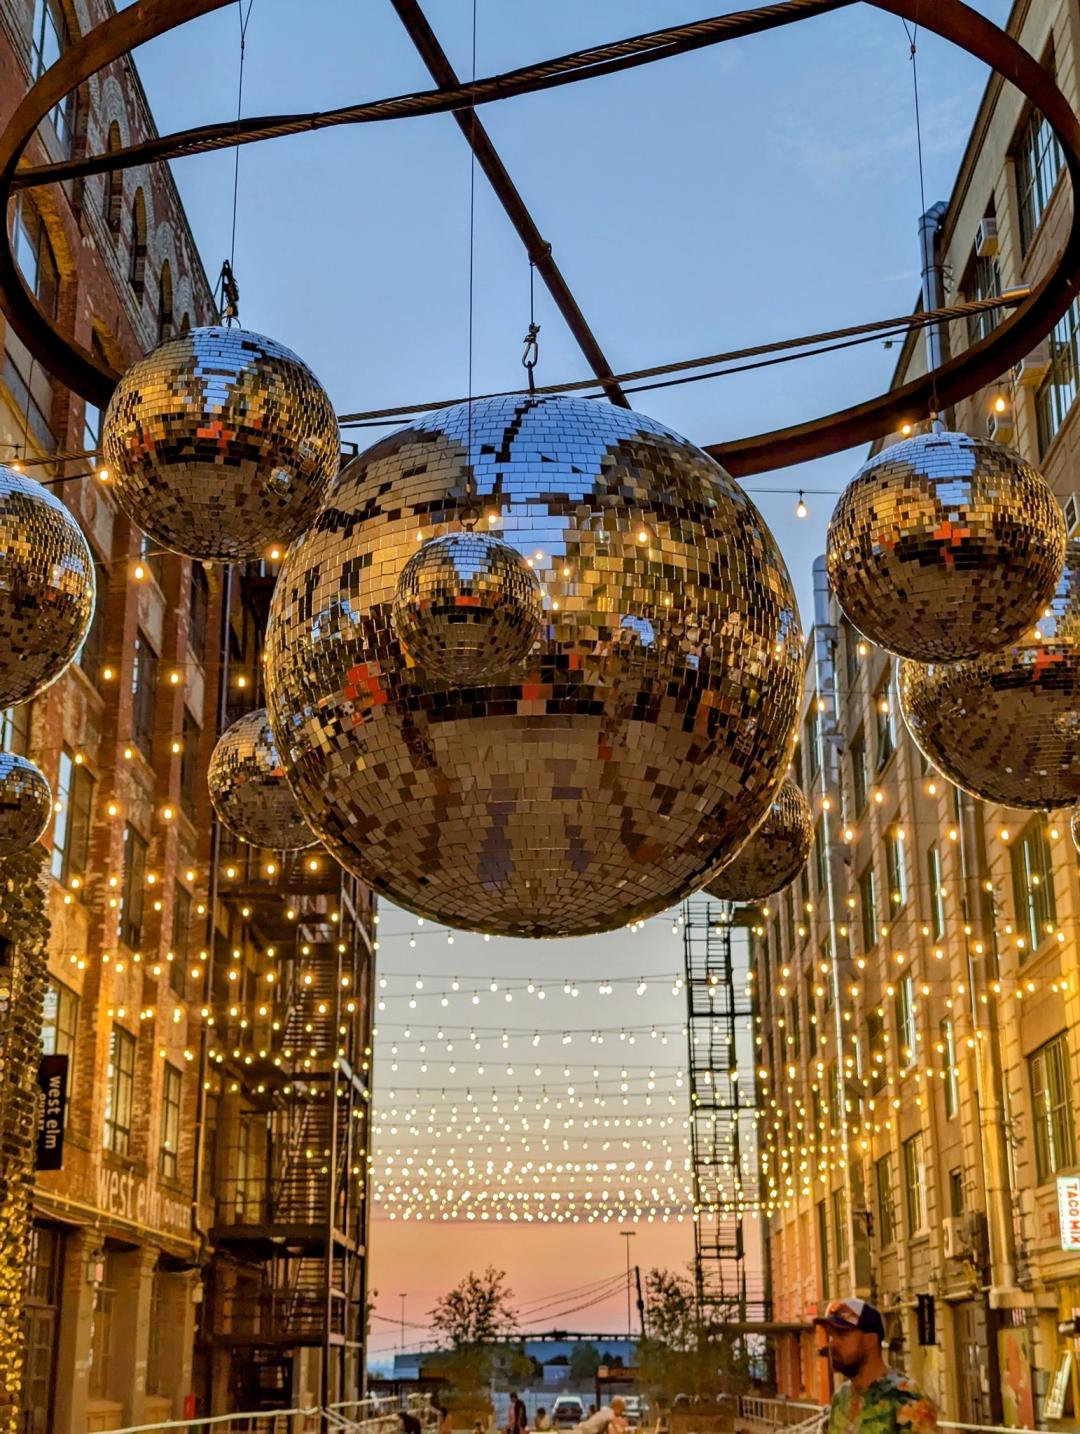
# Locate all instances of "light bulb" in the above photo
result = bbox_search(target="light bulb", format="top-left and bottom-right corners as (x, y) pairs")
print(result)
(795, 493), (808, 519)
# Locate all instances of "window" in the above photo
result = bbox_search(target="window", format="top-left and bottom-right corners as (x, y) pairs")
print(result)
(843, 620), (861, 693)
(12, 198), (59, 317)
(180, 711), (200, 816)
(903, 1130), (928, 1233)
(29, 0), (71, 148)
(866, 1009), (886, 1094)
(875, 1153), (896, 1247)
(102, 122), (123, 232)
(1015, 103), (1064, 253)
(817, 1199), (830, 1296)
(189, 564), (209, 663)
(1036, 295), (1079, 456)
(171, 883), (191, 995)
(832, 1186), (848, 1268)
(160, 1064), (182, 1180)
(814, 817), (828, 893)
(859, 864), (878, 948)
(894, 973), (916, 1070)
(2, 339), (55, 449)
(131, 631), (157, 758)
(103, 1025), (135, 1155)
(941, 1018), (959, 1120)
(804, 705), (821, 780)
(850, 729), (869, 814)
(949, 1168), (965, 1217)
(805, 970), (817, 1057)
(50, 749), (93, 884)
(963, 250), (1001, 346)
(158, 259), (174, 341)
(120, 824), (147, 950)
(1011, 817), (1057, 956)
(138, 531), (164, 586)
(788, 998), (800, 1061)
(76, 602), (105, 687)
(87, 1250), (118, 1398)
(129, 188), (147, 295)
(886, 824), (908, 909)
(928, 844), (945, 941)
(1029, 1033), (1076, 1183)
(0, 703), (30, 755)
(875, 678), (896, 769)
(41, 981), (78, 1059)
(82, 334), (108, 453)
(784, 888), (796, 958)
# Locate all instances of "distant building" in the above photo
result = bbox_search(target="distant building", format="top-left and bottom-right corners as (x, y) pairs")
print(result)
(755, 0), (1080, 1423)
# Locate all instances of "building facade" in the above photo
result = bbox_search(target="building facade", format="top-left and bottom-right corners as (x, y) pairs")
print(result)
(0, 3), (374, 1430)
(755, 0), (1080, 1424)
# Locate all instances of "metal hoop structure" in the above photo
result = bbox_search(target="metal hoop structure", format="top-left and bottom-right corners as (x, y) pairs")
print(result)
(1, 0), (1078, 475)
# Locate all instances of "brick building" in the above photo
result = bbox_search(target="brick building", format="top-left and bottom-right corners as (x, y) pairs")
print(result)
(755, 0), (1080, 1424)
(0, 2), (374, 1430)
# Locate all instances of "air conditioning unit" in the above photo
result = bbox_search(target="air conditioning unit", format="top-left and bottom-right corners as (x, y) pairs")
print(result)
(976, 216), (999, 258)
(1013, 343), (1051, 387)
(986, 410), (1015, 444)
(943, 1216), (967, 1261)
(1063, 492), (1080, 537)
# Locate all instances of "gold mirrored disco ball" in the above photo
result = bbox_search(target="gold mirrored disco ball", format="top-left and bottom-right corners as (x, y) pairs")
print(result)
(705, 777), (812, 902)
(392, 529), (543, 682)
(0, 754), (51, 857)
(265, 394), (803, 938)
(899, 538), (1080, 809)
(207, 707), (317, 850)
(827, 431), (1065, 662)
(102, 326), (340, 561)
(0, 466), (96, 707)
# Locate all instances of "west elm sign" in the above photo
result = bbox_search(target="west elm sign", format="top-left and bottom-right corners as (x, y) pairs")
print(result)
(1057, 1175), (1080, 1251)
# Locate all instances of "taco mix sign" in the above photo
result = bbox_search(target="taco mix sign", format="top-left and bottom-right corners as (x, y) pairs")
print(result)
(1057, 1175), (1080, 1252)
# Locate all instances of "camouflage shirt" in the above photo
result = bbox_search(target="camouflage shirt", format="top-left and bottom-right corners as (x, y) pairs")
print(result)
(827, 1368), (939, 1434)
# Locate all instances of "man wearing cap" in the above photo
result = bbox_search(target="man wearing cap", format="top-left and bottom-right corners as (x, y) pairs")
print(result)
(815, 1299), (939, 1434)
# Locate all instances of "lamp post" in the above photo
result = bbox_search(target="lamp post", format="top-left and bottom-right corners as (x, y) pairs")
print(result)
(621, 1230), (635, 1340)
(400, 1292), (406, 1355)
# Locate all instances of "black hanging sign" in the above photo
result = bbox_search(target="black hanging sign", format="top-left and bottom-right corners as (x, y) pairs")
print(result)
(36, 1054), (68, 1170)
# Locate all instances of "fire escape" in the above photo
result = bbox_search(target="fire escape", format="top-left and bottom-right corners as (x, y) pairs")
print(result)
(683, 895), (767, 1324)
(196, 565), (375, 1410)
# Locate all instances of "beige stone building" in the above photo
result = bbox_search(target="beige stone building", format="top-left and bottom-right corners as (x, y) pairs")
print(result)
(756, 0), (1080, 1424)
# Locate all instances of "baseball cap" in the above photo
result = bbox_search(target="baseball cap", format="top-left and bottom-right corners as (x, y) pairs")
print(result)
(814, 1297), (885, 1339)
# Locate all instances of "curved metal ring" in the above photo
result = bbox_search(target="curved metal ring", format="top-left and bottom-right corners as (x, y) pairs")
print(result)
(1, 0), (1078, 477)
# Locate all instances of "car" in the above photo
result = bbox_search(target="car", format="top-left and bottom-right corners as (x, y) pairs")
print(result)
(551, 1397), (585, 1427)
(621, 1396), (643, 1428)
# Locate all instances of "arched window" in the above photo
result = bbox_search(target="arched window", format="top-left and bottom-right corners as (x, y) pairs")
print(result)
(103, 122), (122, 233)
(157, 259), (174, 341)
(179, 312), (191, 335)
(30, 0), (71, 149)
(129, 187), (146, 296)
(12, 197), (59, 318)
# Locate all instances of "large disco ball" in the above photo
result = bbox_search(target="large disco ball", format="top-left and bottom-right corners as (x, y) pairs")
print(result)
(392, 529), (542, 681)
(899, 538), (1080, 809)
(0, 754), (51, 857)
(827, 431), (1065, 662)
(706, 777), (812, 902)
(265, 393), (803, 938)
(207, 708), (316, 850)
(0, 467), (96, 707)
(101, 326), (340, 561)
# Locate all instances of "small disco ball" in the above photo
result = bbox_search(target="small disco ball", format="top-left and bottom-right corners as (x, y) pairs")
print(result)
(826, 430), (1065, 662)
(392, 529), (542, 682)
(0, 754), (51, 858)
(208, 707), (317, 850)
(0, 467), (96, 707)
(102, 325), (340, 562)
(265, 393), (803, 938)
(899, 538), (1080, 809)
(705, 777), (812, 902)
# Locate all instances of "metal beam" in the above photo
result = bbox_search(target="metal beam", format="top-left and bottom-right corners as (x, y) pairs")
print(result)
(386, 0), (629, 408)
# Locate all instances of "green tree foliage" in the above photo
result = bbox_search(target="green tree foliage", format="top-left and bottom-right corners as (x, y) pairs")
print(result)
(569, 1342), (601, 1382)
(636, 1267), (753, 1406)
(430, 1267), (519, 1409)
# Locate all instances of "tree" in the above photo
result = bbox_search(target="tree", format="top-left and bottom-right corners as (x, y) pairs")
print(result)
(569, 1342), (601, 1382)
(636, 1266), (753, 1406)
(429, 1267), (518, 1411)
(431, 1265), (518, 1348)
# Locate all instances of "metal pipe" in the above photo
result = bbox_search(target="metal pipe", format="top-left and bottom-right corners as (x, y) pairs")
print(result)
(919, 201), (949, 430)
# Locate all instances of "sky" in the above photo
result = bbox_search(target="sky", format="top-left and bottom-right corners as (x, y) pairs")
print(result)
(127, 0), (1012, 1361)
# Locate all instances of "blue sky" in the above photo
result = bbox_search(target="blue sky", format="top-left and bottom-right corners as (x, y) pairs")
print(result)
(132, 0), (1014, 1340)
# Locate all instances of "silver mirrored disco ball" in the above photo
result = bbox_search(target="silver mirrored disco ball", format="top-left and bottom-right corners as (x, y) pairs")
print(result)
(102, 325), (340, 561)
(265, 393), (803, 938)
(827, 431), (1065, 662)
(207, 707), (317, 850)
(0, 467), (96, 707)
(0, 754), (51, 857)
(705, 777), (812, 902)
(392, 529), (542, 682)
(899, 538), (1080, 809)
